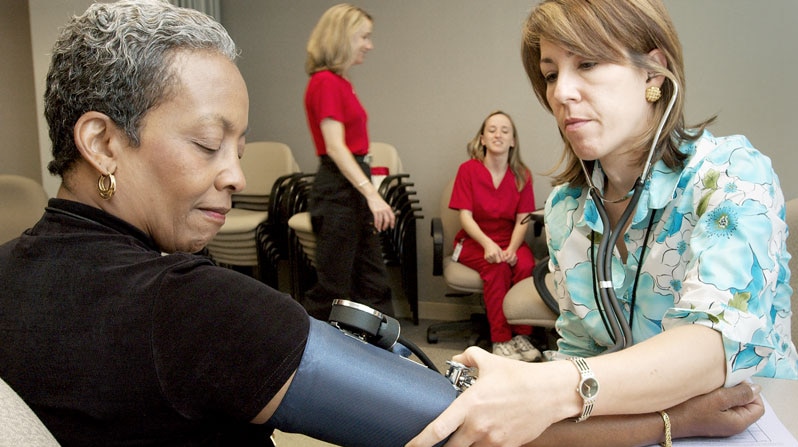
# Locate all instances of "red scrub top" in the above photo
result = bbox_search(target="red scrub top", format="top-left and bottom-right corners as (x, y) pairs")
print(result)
(449, 159), (535, 247)
(304, 70), (369, 157)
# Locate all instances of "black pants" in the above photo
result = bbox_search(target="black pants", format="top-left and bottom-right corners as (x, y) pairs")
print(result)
(303, 156), (393, 320)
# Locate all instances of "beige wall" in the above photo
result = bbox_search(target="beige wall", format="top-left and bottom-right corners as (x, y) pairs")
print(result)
(26, 0), (96, 196)
(0, 0), (40, 182)
(11, 1), (798, 318)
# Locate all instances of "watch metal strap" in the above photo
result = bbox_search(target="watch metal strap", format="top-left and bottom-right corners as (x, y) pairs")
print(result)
(571, 357), (596, 423)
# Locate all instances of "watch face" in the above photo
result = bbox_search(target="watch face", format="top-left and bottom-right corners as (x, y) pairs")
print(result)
(580, 377), (599, 399)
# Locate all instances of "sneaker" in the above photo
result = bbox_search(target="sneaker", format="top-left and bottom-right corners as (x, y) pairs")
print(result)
(511, 335), (542, 362)
(492, 340), (523, 360)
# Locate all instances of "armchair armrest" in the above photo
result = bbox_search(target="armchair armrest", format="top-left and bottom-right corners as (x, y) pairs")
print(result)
(431, 217), (444, 276)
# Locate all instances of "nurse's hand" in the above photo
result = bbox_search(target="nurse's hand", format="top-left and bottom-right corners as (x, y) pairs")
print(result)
(483, 241), (504, 264)
(502, 248), (518, 266)
(406, 347), (568, 447)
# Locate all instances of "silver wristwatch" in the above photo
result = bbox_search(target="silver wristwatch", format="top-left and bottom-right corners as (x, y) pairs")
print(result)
(571, 357), (599, 422)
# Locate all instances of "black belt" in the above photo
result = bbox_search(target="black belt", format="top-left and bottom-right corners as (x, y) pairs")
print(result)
(320, 154), (372, 163)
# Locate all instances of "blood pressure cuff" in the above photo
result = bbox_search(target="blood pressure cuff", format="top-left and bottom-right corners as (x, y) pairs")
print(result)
(269, 318), (456, 447)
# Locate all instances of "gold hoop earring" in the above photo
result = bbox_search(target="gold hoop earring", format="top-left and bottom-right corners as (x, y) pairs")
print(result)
(98, 173), (116, 200)
(646, 85), (662, 103)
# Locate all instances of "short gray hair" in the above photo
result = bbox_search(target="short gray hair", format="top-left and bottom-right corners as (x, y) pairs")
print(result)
(45, 0), (239, 176)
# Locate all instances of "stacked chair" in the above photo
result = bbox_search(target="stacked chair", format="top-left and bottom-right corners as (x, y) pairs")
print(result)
(426, 178), (557, 347)
(283, 174), (317, 298)
(206, 141), (299, 285)
(253, 171), (314, 288)
(370, 143), (423, 324)
(287, 142), (424, 323)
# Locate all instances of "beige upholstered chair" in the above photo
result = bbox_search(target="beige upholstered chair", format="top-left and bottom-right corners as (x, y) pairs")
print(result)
(430, 179), (483, 294)
(427, 180), (557, 344)
(0, 377), (59, 446)
(0, 175), (49, 245)
(428, 178), (557, 346)
(369, 142), (403, 176)
(502, 271), (558, 329)
(206, 141), (299, 279)
(426, 179), (486, 344)
(287, 212), (316, 267)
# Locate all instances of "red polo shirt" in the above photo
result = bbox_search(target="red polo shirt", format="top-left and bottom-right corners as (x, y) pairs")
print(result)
(304, 70), (369, 157)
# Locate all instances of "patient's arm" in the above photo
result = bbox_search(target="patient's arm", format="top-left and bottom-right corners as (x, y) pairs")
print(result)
(523, 382), (764, 447)
(669, 381), (763, 439)
(265, 318), (456, 447)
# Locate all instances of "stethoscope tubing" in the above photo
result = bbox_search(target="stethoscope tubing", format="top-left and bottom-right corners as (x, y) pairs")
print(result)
(591, 180), (644, 353)
(587, 80), (679, 354)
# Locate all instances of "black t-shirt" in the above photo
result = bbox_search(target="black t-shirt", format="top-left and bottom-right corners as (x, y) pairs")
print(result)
(0, 199), (309, 446)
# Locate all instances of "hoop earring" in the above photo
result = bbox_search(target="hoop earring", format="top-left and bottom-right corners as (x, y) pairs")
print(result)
(645, 85), (662, 103)
(98, 172), (116, 200)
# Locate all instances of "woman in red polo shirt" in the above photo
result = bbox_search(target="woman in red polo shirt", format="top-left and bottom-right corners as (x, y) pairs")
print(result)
(449, 110), (540, 361)
(303, 4), (395, 320)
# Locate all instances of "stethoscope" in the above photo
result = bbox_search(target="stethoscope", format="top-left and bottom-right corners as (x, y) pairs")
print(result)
(582, 79), (679, 354)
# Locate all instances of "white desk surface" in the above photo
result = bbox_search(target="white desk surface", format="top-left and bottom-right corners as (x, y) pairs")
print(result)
(752, 377), (797, 438)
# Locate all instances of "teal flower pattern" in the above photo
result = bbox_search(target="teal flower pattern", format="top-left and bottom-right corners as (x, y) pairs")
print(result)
(545, 131), (798, 384)
(692, 198), (773, 291)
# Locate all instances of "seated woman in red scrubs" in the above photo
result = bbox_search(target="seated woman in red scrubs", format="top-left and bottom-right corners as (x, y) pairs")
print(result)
(449, 110), (540, 361)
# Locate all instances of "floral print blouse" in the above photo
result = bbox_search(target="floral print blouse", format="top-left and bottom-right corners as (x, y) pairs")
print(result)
(545, 131), (798, 385)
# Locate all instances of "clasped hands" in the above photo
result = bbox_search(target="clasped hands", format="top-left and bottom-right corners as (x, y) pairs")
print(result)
(483, 241), (517, 266)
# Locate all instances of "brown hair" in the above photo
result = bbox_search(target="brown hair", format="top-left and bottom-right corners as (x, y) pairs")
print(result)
(521, 0), (713, 187)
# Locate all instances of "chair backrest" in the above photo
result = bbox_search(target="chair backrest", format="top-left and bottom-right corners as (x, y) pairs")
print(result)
(369, 142), (403, 174)
(0, 175), (49, 245)
(238, 141), (299, 197)
(439, 179), (460, 256)
(0, 377), (60, 446)
(786, 197), (798, 340)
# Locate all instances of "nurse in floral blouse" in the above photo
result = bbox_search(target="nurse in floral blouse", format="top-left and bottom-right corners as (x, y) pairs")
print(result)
(408, 1), (797, 446)
(546, 131), (797, 381)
